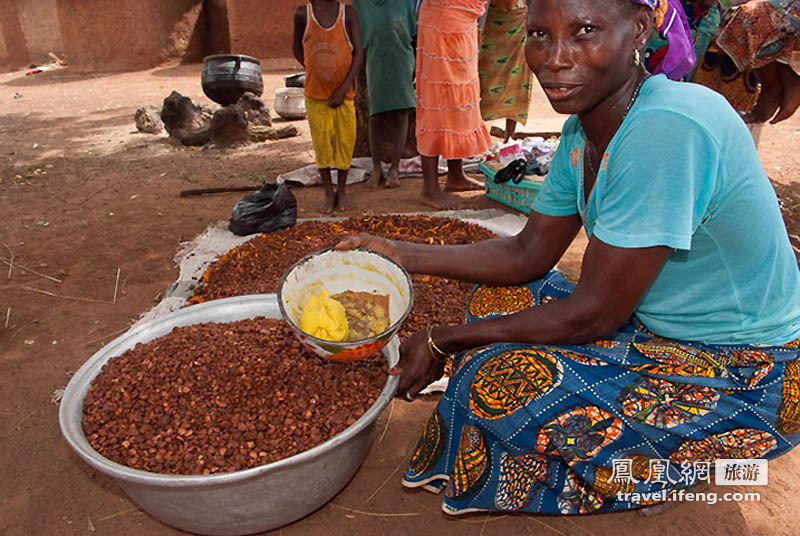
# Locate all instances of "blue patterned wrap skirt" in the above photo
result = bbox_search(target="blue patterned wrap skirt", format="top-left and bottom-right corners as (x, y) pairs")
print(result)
(402, 271), (800, 514)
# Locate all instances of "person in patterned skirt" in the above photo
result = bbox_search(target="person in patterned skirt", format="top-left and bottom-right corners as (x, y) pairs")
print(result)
(478, 0), (534, 142)
(337, 0), (800, 516)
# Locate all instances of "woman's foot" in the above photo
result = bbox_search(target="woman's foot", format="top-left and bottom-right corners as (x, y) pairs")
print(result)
(418, 189), (462, 210)
(444, 169), (484, 192)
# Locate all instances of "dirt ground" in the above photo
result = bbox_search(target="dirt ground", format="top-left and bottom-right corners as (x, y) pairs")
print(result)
(1, 63), (799, 536)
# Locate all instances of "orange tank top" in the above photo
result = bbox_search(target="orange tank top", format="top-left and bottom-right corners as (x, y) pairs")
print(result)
(302, 2), (355, 100)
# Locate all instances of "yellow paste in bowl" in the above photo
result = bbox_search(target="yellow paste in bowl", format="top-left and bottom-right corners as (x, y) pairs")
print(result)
(299, 289), (349, 342)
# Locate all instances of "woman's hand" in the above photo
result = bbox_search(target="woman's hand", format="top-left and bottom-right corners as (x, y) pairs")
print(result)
(392, 328), (446, 401)
(745, 62), (800, 124)
(335, 233), (401, 263)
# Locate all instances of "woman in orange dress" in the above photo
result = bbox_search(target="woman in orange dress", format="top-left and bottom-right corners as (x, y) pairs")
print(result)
(415, 0), (492, 209)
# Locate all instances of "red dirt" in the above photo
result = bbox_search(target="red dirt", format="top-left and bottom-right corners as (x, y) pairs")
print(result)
(1, 64), (799, 536)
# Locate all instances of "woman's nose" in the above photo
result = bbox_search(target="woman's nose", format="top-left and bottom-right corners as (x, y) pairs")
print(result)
(543, 39), (573, 71)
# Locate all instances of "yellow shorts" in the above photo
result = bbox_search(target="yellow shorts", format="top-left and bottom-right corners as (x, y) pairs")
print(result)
(305, 97), (356, 170)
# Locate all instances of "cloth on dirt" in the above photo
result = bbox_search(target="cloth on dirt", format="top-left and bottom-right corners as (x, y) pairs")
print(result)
(403, 270), (800, 515)
(478, 1), (533, 124)
(353, 0), (417, 115)
(276, 156), (483, 186)
(415, 0), (492, 159)
(306, 96), (357, 170)
(303, 1), (356, 101)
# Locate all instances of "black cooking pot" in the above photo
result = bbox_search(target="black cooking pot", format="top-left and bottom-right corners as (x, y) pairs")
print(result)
(201, 54), (264, 106)
(285, 73), (305, 88)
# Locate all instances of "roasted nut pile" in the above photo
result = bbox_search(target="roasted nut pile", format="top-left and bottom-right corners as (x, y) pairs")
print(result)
(82, 318), (387, 475)
(189, 215), (496, 337)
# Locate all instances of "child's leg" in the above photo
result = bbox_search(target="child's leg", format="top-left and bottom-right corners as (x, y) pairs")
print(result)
(318, 167), (336, 214)
(332, 99), (357, 211)
(365, 113), (384, 188)
(386, 109), (409, 188)
(335, 168), (349, 211)
(306, 97), (337, 213)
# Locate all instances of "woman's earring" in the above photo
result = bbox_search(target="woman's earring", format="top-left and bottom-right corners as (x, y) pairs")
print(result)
(633, 49), (641, 67)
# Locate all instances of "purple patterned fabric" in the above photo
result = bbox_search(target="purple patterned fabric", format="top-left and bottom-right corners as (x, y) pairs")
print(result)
(631, 0), (697, 80)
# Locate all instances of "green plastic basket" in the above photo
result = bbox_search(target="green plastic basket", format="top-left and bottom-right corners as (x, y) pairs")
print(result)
(479, 161), (543, 214)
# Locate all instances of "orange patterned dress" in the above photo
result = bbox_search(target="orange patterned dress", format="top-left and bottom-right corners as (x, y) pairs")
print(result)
(415, 0), (492, 159)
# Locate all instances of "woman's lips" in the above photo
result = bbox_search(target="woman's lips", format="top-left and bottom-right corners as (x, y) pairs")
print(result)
(541, 85), (581, 101)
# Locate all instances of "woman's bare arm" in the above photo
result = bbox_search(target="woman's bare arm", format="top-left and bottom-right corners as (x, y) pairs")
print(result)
(338, 211), (583, 285)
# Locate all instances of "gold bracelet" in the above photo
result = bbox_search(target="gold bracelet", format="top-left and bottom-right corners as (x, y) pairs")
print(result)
(426, 325), (450, 362)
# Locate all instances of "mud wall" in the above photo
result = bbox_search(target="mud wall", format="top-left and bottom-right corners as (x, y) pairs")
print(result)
(56, 0), (205, 72)
(0, 1), (31, 68)
(226, 0), (305, 61)
(17, 0), (62, 64)
(204, 0), (230, 56)
(1, 0), (305, 73)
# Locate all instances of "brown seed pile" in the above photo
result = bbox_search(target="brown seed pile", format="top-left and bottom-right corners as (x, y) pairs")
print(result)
(82, 318), (387, 475)
(188, 215), (497, 337)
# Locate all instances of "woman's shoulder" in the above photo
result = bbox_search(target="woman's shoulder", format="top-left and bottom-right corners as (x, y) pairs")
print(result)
(638, 74), (737, 123)
(629, 74), (749, 144)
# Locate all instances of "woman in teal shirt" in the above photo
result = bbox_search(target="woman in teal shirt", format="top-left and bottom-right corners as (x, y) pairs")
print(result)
(338, 0), (800, 515)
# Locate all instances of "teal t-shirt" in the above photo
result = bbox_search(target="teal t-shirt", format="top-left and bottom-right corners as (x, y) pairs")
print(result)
(532, 74), (800, 345)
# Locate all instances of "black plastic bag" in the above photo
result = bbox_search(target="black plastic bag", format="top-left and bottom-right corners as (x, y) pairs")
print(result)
(229, 183), (297, 236)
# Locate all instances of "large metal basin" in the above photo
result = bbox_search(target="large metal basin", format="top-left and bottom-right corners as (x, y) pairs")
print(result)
(59, 294), (399, 536)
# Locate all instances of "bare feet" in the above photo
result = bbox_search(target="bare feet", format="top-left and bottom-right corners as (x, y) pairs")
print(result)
(418, 190), (463, 210)
(444, 173), (484, 192)
(365, 167), (383, 188)
(386, 167), (400, 188)
(335, 193), (349, 212)
(319, 194), (335, 214)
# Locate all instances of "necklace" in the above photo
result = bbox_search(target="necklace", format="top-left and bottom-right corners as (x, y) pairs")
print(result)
(584, 73), (649, 180)
(582, 73), (649, 219)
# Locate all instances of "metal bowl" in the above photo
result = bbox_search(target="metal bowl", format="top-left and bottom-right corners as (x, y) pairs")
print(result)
(59, 294), (399, 536)
(274, 87), (306, 120)
(277, 248), (413, 362)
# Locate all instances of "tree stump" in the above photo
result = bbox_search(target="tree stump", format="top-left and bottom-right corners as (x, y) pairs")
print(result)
(159, 90), (296, 147)
(160, 91), (213, 146)
(237, 91), (272, 127)
(210, 105), (249, 146)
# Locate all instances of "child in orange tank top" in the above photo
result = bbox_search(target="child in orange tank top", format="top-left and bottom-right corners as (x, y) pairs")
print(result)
(293, 0), (364, 213)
